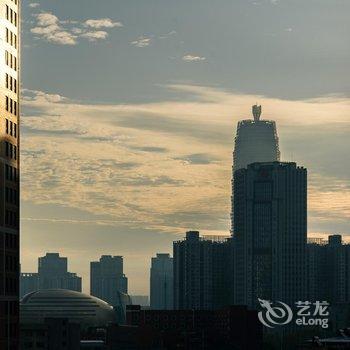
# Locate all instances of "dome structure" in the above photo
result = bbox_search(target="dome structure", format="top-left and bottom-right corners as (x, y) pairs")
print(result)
(21, 289), (116, 328)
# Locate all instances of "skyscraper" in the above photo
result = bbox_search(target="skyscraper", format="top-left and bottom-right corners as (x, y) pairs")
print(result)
(20, 253), (82, 297)
(37, 253), (82, 292)
(150, 253), (173, 310)
(233, 162), (307, 308)
(90, 255), (128, 306)
(307, 235), (350, 304)
(0, 0), (20, 347)
(173, 231), (232, 310)
(231, 106), (280, 232)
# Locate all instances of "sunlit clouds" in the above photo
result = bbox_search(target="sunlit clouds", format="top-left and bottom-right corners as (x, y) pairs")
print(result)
(21, 84), (350, 238)
(30, 12), (123, 45)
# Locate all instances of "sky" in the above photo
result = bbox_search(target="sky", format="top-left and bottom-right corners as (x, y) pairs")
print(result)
(20, 0), (350, 295)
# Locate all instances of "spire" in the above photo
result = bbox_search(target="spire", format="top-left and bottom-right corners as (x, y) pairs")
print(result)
(252, 104), (262, 121)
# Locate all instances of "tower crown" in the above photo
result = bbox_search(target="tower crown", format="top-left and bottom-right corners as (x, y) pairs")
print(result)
(252, 104), (262, 121)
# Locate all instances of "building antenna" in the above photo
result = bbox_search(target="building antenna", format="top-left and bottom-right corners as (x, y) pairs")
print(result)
(252, 104), (262, 121)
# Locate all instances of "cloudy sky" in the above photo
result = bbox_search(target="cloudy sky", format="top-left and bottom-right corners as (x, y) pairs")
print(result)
(21, 0), (350, 294)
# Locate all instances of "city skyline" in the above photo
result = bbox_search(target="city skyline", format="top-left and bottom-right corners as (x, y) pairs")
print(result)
(20, 0), (350, 294)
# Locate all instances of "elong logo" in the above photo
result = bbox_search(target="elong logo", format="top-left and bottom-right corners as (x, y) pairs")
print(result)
(258, 299), (329, 329)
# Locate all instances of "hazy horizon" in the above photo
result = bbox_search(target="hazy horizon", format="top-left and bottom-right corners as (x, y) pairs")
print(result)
(21, 0), (350, 294)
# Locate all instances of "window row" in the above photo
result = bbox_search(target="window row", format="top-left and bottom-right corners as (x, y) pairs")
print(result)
(5, 187), (18, 205)
(5, 233), (18, 249)
(10, 0), (18, 5)
(6, 119), (17, 137)
(5, 51), (18, 71)
(6, 28), (17, 48)
(5, 164), (18, 181)
(6, 73), (17, 93)
(5, 141), (17, 160)
(4, 276), (18, 294)
(5, 5), (17, 27)
(5, 209), (18, 229)
(5, 96), (18, 115)
(5, 254), (18, 272)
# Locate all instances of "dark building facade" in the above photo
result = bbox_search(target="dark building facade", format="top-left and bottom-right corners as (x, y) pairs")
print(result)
(123, 305), (262, 350)
(173, 231), (232, 310)
(20, 253), (82, 297)
(307, 235), (350, 304)
(20, 318), (80, 350)
(90, 255), (128, 307)
(150, 253), (173, 310)
(233, 162), (307, 308)
(0, 0), (20, 347)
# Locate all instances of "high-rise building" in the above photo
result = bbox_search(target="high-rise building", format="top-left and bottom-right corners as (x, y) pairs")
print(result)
(173, 231), (232, 310)
(37, 253), (82, 291)
(0, 0), (20, 347)
(150, 253), (173, 310)
(307, 235), (350, 303)
(20, 253), (82, 297)
(231, 105), (280, 233)
(90, 255), (128, 307)
(233, 162), (307, 308)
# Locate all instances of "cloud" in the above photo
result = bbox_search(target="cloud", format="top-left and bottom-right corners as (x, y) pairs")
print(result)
(21, 85), (350, 239)
(175, 153), (218, 165)
(81, 31), (108, 42)
(182, 55), (206, 62)
(131, 36), (152, 48)
(84, 18), (123, 29)
(31, 12), (122, 45)
(29, 2), (40, 8)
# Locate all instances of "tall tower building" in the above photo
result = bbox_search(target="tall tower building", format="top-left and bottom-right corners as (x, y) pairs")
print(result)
(0, 0), (20, 348)
(173, 231), (232, 310)
(231, 106), (280, 233)
(150, 253), (173, 310)
(37, 253), (82, 292)
(233, 162), (307, 308)
(90, 255), (128, 307)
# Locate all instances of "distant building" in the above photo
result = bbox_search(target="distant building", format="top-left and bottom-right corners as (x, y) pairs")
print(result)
(173, 231), (232, 310)
(150, 253), (173, 310)
(38, 253), (81, 291)
(20, 253), (82, 297)
(90, 255), (128, 307)
(20, 273), (39, 299)
(231, 105), (280, 233)
(233, 162), (307, 308)
(307, 235), (350, 303)
(124, 305), (262, 350)
(20, 289), (117, 329)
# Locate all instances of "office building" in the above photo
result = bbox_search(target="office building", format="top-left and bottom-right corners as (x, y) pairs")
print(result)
(20, 253), (82, 297)
(150, 253), (173, 310)
(38, 253), (81, 291)
(307, 235), (350, 303)
(90, 255), (128, 307)
(173, 231), (232, 310)
(231, 105), (280, 232)
(0, 0), (20, 347)
(233, 162), (307, 308)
